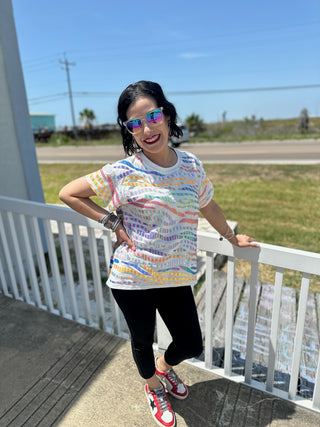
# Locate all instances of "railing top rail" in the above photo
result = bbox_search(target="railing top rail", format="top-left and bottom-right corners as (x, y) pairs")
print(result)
(0, 195), (103, 230)
(197, 231), (320, 275)
(1, 195), (319, 275)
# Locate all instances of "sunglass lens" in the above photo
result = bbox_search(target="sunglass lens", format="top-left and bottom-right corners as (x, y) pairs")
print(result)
(146, 109), (162, 124)
(126, 119), (142, 134)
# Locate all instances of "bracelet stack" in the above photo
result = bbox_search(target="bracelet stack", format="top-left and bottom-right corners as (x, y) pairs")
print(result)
(98, 211), (121, 232)
(219, 225), (235, 241)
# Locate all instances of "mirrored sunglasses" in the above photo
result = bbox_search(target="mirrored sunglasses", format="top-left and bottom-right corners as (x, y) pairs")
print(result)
(124, 107), (163, 135)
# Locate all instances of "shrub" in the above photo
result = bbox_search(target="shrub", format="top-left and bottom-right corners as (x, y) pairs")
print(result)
(49, 133), (72, 145)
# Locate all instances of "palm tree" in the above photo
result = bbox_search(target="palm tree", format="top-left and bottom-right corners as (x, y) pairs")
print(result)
(79, 108), (96, 129)
(185, 113), (205, 136)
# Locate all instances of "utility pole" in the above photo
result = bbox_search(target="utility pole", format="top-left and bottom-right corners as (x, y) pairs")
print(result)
(59, 54), (78, 140)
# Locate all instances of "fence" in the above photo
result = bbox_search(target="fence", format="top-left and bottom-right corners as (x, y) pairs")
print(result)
(0, 195), (127, 337)
(0, 195), (320, 412)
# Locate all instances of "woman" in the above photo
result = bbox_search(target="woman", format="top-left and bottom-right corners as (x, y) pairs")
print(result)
(59, 81), (258, 427)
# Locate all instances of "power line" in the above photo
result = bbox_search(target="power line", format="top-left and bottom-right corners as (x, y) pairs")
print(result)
(166, 84), (320, 95)
(29, 92), (68, 102)
(27, 83), (320, 104)
(76, 84), (320, 96)
(22, 53), (61, 66)
(24, 62), (61, 73)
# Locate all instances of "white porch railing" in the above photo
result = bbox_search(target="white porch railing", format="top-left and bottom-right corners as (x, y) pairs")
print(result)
(0, 195), (127, 338)
(0, 195), (320, 413)
(193, 231), (320, 413)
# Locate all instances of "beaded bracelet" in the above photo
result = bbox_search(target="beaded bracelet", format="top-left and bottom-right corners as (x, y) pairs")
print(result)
(98, 212), (112, 225)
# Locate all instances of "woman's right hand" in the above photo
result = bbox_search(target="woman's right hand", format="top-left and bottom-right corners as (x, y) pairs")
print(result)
(114, 223), (136, 251)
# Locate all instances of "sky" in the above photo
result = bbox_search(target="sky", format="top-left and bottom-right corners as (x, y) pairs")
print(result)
(11, 0), (320, 128)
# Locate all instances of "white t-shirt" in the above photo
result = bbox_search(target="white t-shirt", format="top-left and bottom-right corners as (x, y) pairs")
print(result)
(86, 149), (214, 290)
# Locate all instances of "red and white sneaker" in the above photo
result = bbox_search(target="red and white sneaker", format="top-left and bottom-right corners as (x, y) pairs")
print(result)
(145, 384), (176, 427)
(155, 357), (188, 400)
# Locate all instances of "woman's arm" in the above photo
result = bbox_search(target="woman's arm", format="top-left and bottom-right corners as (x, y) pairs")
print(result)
(200, 199), (259, 248)
(59, 177), (136, 250)
(59, 177), (108, 220)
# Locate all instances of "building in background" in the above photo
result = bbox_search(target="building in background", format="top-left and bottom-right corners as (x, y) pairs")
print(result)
(30, 112), (56, 142)
(30, 112), (56, 133)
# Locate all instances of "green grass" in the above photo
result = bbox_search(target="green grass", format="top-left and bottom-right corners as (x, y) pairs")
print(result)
(40, 163), (320, 291)
(203, 164), (320, 291)
(40, 163), (105, 205)
(220, 179), (318, 251)
(203, 164), (320, 253)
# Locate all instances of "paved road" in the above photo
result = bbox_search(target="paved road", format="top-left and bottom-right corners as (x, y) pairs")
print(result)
(36, 139), (320, 164)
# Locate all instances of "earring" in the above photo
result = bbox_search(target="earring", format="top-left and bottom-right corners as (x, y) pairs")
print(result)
(132, 136), (142, 151)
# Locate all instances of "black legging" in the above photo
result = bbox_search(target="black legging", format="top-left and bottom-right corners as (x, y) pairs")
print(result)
(111, 286), (203, 379)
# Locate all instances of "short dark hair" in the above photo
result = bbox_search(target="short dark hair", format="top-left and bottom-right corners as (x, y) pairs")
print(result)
(117, 80), (183, 156)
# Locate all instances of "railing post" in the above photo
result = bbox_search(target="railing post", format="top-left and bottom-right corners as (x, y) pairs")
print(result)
(0, 255), (9, 296)
(30, 216), (54, 312)
(266, 267), (284, 392)
(72, 224), (92, 325)
(312, 345), (320, 409)
(57, 221), (79, 321)
(18, 214), (42, 307)
(0, 211), (20, 299)
(288, 273), (310, 400)
(244, 261), (259, 384)
(7, 211), (32, 304)
(204, 251), (214, 369)
(224, 257), (235, 376)
(43, 218), (67, 317)
(88, 228), (106, 330)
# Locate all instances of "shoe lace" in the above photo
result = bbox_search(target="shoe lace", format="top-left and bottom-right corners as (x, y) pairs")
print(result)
(154, 387), (171, 413)
(167, 368), (181, 386)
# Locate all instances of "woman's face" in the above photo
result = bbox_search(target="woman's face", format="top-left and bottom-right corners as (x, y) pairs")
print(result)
(126, 96), (170, 160)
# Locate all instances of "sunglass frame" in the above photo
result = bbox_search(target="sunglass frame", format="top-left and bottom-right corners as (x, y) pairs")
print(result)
(123, 107), (164, 134)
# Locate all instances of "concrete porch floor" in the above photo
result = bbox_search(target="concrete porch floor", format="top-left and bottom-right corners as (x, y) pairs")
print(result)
(1, 293), (320, 427)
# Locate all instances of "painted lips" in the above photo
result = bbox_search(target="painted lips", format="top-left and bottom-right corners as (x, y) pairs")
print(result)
(144, 134), (160, 144)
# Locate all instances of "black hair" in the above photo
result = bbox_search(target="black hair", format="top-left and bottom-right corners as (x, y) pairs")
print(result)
(117, 80), (183, 156)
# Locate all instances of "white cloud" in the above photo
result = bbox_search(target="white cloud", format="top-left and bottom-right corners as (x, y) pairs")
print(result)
(179, 52), (210, 59)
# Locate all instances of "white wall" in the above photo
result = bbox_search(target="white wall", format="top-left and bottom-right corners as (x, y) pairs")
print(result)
(0, 0), (44, 202)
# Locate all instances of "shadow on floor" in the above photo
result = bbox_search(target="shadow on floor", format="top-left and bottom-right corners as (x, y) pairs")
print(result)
(172, 376), (310, 427)
(0, 294), (124, 426)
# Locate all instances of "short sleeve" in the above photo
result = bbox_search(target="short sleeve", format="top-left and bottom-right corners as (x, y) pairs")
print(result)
(198, 160), (214, 209)
(86, 163), (118, 210)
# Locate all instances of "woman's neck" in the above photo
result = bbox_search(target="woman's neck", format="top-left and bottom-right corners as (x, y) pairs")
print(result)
(143, 147), (177, 168)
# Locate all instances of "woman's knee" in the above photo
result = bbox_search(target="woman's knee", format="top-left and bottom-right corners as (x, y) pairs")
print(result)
(131, 332), (154, 350)
(186, 338), (203, 358)
(176, 336), (203, 359)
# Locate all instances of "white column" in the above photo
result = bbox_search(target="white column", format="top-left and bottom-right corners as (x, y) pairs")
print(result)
(0, 0), (44, 202)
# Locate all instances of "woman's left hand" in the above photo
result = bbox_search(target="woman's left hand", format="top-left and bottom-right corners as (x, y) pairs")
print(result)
(233, 234), (260, 248)
(114, 223), (136, 251)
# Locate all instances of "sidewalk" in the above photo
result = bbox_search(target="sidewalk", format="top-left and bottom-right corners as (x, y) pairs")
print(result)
(1, 293), (320, 426)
